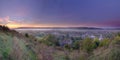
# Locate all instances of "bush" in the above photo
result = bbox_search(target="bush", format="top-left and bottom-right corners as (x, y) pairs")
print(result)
(82, 38), (93, 53)
(25, 33), (29, 38)
(99, 38), (110, 47)
(92, 38), (100, 49)
(117, 32), (120, 37)
(64, 44), (71, 50)
(72, 40), (80, 50)
(111, 36), (120, 45)
(0, 25), (10, 32)
(64, 55), (70, 60)
(42, 34), (58, 46)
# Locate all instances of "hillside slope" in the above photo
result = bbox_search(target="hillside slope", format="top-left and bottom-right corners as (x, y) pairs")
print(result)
(89, 37), (120, 60)
(0, 26), (38, 60)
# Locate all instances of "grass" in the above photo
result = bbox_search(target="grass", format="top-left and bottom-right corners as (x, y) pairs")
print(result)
(89, 37), (120, 60)
(0, 33), (13, 60)
(0, 32), (37, 60)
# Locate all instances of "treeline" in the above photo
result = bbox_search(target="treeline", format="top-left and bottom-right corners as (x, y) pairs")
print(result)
(0, 25), (10, 31)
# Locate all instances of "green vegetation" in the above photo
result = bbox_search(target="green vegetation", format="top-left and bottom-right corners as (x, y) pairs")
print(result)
(25, 33), (29, 38)
(82, 38), (93, 53)
(0, 34), (37, 60)
(92, 38), (100, 49)
(0, 26), (37, 60)
(99, 38), (110, 47)
(89, 36), (120, 60)
(72, 40), (80, 50)
(41, 34), (59, 46)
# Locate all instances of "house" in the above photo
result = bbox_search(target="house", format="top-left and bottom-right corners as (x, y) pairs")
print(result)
(99, 34), (103, 40)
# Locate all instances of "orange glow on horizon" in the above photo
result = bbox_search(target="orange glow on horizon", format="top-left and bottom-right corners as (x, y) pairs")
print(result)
(6, 24), (21, 28)
(6, 23), (85, 28)
(6, 23), (49, 28)
(6, 24), (66, 28)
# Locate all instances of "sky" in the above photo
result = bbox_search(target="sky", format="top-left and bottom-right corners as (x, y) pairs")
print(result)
(0, 0), (120, 28)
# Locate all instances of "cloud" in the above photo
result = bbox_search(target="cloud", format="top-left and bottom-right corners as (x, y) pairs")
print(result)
(0, 16), (25, 25)
(0, 16), (26, 28)
(0, 16), (37, 28)
(0, 16), (13, 25)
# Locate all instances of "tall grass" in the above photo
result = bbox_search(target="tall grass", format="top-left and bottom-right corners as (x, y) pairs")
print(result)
(0, 32), (37, 60)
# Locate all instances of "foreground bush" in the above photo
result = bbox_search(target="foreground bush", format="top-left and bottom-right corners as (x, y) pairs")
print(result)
(82, 38), (93, 53)
(99, 38), (110, 47)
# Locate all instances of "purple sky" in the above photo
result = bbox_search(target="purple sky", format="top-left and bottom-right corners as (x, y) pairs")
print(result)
(0, 0), (120, 28)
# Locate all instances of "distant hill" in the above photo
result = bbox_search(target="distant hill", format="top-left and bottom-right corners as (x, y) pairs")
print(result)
(16, 27), (120, 30)
(102, 27), (120, 30)
(16, 27), (103, 30)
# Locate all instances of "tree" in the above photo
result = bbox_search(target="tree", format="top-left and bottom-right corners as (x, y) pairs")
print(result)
(82, 38), (93, 53)
(72, 40), (80, 50)
(25, 33), (29, 38)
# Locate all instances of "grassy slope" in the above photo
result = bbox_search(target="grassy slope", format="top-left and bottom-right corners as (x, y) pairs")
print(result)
(0, 32), (37, 60)
(89, 37), (120, 60)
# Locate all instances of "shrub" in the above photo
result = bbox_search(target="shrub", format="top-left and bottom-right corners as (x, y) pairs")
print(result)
(82, 38), (93, 53)
(42, 34), (58, 46)
(92, 38), (100, 49)
(99, 38), (110, 47)
(64, 44), (71, 50)
(117, 32), (120, 37)
(25, 33), (29, 38)
(64, 55), (70, 60)
(111, 36), (120, 45)
(72, 40), (80, 50)
(0, 25), (10, 32)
